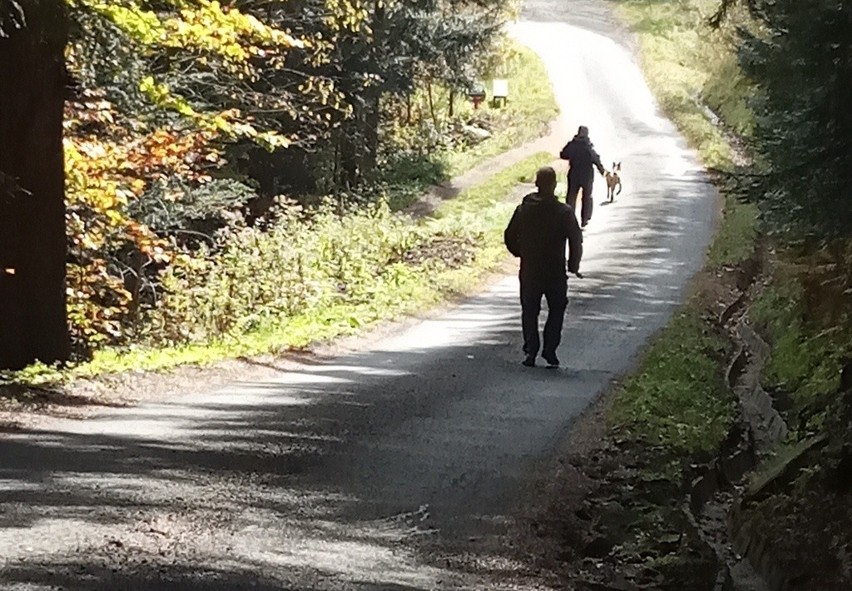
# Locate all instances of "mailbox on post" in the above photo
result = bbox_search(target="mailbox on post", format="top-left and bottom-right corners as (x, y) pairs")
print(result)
(468, 82), (486, 109)
(492, 79), (508, 108)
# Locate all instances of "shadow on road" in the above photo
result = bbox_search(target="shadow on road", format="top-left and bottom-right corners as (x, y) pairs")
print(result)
(0, 151), (714, 591)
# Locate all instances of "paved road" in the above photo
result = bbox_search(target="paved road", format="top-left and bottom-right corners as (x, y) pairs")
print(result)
(0, 1), (718, 589)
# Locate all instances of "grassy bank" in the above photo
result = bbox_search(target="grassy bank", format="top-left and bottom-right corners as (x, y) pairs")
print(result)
(611, 0), (850, 486)
(732, 246), (852, 589)
(747, 243), (852, 428)
(608, 0), (757, 471)
(614, 0), (752, 168)
(605, 2), (852, 587)
(5, 152), (552, 387)
(563, 0), (763, 582)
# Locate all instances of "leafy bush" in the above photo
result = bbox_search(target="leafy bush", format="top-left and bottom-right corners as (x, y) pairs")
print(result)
(150, 200), (480, 346)
(131, 178), (258, 241)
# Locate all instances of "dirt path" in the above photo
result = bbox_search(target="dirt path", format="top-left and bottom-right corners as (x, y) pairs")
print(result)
(405, 134), (558, 217)
(0, 2), (719, 589)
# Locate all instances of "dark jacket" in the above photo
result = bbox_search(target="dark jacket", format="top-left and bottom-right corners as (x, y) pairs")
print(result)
(504, 192), (583, 280)
(559, 135), (605, 183)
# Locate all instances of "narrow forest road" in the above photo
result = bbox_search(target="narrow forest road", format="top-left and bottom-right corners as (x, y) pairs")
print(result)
(0, 1), (718, 589)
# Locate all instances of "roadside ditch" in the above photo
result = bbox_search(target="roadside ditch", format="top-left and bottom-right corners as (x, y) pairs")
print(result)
(515, 237), (852, 591)
(510, 243), (832, 590)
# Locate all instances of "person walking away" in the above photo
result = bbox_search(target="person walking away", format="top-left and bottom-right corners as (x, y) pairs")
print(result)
(504, 166), (583, 368)
(559, 125), (606, 227)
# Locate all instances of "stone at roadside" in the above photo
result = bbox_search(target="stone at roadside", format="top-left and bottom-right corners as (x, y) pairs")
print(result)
(461, 124), (491, 141)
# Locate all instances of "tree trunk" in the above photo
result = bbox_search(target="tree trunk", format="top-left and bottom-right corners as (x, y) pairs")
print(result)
(360, 0), (384, 180)
(337, 124), (358, 188)
(0, 0), (70, 370)
(427, 80), (438, 128)
(362, 90), (380, 178)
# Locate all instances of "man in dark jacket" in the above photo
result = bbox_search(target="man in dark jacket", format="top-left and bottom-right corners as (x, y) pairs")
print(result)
(559, 125), (606, 227)
(504, 166), (583, 368)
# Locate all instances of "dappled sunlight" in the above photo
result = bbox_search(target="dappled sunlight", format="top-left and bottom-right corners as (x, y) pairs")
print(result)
(0, 166), (715, 588)
(0, 420), (540, 589)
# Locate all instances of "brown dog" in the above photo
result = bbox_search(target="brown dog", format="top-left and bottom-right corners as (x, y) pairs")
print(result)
(605, 162), (622, 202)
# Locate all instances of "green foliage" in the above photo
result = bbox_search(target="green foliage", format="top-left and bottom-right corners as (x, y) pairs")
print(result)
(130, 178), (257, 237)
(153, 201), (429, 344)
(717, 0), (852, 241)
(700, 51), (754, 137)
(68, 0), (330, 146)
(51, 0), (537, 355)
(8, 152), (552, 383)
(611, 308), (735, 458)
(706, 194), (758, 268)
(378, 41), (559, 205)
(2, 0), (552, 376)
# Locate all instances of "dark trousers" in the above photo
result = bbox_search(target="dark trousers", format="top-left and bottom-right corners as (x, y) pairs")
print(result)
(567, 177), (593, 225)
(520, 277), (568, 357)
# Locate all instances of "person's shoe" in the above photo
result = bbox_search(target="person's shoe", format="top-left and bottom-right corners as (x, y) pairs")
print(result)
(522, 355), (536, 367)
(542, 353), (560, 368)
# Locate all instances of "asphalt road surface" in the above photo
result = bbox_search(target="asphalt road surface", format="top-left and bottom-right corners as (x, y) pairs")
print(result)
(0, 1), (718, 589)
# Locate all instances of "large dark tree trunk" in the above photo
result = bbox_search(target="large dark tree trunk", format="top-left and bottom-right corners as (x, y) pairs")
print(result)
(0, 0), (69, 370)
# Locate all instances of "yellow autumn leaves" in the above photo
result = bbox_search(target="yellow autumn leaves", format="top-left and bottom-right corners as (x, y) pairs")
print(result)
(73, 0), (307, 61)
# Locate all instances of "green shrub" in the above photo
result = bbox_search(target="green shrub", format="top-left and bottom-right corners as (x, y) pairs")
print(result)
(153, 201), (452, 345)
(750, 263), (851, 421)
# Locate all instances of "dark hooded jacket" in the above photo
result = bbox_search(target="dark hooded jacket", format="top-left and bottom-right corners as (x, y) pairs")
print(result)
(504, 192), (583, 281)
(559, 135), (605, 184)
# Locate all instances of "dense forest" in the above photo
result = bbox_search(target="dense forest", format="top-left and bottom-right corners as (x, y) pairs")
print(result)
(714, 0), (852, 240)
